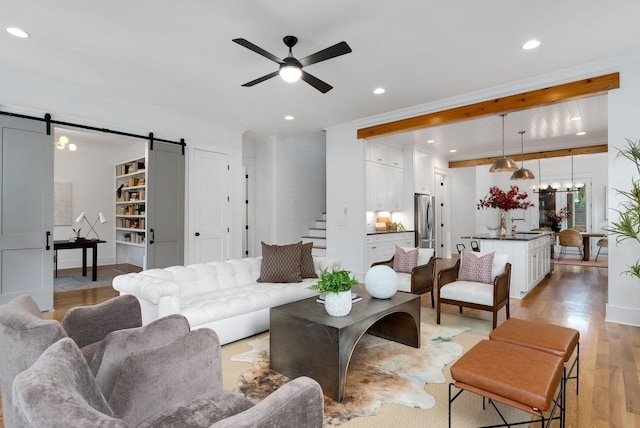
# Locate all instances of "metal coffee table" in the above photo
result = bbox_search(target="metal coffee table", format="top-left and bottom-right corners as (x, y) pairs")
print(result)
(269, 286), (420, 401)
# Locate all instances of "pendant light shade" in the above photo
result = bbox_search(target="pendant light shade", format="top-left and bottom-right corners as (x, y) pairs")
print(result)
(510, 130), (536, 180)
(490, 113), (518, 173)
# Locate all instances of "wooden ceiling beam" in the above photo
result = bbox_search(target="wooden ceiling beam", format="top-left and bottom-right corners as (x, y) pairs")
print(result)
(448, 144), (608, 169)
(357, 73), (620, 140)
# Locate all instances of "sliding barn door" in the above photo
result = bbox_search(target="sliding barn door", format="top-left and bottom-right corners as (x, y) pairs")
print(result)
(0, 116), (54, 309)
(146, 142), (185, 268)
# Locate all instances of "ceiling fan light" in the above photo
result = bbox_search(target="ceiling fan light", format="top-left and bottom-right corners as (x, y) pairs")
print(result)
(490, 157), (519, 172)
(279, 65), (302, 83)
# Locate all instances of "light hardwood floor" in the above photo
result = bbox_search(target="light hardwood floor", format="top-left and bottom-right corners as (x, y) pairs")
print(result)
(1, 262), (638, 427)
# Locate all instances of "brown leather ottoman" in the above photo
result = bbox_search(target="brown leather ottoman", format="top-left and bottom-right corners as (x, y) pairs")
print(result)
(489, 318), (579, 395)
(449, 340), (564, 427)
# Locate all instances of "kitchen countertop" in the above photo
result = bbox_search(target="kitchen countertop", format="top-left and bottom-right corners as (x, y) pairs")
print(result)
(461, 232), (552, 241)
(367, 230), (414, 236)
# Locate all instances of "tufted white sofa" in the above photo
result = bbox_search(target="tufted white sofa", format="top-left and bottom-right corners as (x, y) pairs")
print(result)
(112, 256), (341, 345)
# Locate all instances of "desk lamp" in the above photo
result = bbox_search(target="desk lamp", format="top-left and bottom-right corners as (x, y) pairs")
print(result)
(75, 212), (107, 240)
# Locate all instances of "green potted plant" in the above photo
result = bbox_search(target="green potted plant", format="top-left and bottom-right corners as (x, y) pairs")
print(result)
(604, 138), (640, 279)
(310, 269), (359, 316)
(388, 221), (406, 232)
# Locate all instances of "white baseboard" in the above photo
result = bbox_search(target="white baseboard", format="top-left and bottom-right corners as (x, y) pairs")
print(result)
(605, 303), (640, 327)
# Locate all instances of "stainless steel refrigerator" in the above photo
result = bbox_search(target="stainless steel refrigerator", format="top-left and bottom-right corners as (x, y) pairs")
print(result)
(414, 193), (436, 248)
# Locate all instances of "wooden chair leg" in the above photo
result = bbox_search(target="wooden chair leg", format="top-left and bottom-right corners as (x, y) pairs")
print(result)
(430, 290), (434, 308)
(436, 301), (441, 325)
(595, 247), (602, 262)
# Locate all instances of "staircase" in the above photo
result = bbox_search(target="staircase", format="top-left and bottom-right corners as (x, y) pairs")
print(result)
(302, 213), (326, 256)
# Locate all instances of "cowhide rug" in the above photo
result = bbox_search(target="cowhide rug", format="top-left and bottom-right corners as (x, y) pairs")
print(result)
(231, 323), (469, 426)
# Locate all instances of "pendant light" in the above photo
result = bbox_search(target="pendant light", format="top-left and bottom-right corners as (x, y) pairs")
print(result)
(510, 130), (536, 180)
(489, 113), (519, 173)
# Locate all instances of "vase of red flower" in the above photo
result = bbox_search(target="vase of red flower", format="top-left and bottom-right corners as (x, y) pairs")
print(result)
(477, 186), (534, 236)
(545, 207), (569, 232)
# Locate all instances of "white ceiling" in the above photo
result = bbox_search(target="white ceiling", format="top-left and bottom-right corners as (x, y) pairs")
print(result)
(3, 1), (640, 158)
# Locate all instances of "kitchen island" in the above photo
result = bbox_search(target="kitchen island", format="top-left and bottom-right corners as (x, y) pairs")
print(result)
(462, 232), (552, 299)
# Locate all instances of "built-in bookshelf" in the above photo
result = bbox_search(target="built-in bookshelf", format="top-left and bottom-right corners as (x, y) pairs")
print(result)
(115, 158), (146, 249)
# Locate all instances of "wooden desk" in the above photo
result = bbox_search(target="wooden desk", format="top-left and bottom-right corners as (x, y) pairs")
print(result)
(54, 239), (106, 281)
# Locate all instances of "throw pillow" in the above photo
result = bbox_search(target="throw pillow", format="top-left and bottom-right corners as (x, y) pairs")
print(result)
(458, 250), (495, 284)
(300, 242), (318, 278)
(393, 246), (419, 273)
(257, 241), (302, 283)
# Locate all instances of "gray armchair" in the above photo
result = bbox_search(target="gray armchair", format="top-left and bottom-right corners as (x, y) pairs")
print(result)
(0, 294), (142, 427)
(12, 329), (324, 428)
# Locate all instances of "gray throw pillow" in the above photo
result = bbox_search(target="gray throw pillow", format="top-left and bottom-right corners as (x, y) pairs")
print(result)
(257, 241), (302, 283)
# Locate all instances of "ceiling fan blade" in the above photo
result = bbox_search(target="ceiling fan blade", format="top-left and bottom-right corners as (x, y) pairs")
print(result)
(232, 38), (283, 64)
(300, 71), (333, 93)
(299, 41), (352, 67)
(241, 71), (280, 87)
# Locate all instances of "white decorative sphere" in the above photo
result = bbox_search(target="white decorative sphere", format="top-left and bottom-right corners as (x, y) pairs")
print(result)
(365, 265), (398, 299)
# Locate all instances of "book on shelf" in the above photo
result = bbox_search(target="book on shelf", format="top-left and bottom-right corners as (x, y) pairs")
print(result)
(316, 292), (362, 304)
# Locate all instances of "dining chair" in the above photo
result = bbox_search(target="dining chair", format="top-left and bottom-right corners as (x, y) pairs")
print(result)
(595, 237), (608, 261)
(558, 229), (584, 261)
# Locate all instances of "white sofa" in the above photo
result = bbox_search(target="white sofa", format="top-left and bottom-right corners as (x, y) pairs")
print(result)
(112, 256), (341, 345)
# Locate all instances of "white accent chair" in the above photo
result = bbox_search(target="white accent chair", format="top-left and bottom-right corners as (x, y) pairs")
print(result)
(436, 252), (511, 329)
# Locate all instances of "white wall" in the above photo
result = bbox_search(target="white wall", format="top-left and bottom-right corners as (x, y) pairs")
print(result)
(249, 133), (326, 253)
(607, 57), (640, 326)
(53, 138), (145, 269)
(326, 51), (640, 326)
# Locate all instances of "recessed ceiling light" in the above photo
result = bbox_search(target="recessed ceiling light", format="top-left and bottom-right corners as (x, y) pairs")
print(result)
(449, 149), (457, 153)
(576, 131), (586, 136)
(284, 115), (294, 121)
(427, 140), (435, 143)
(6, 27), (29, 38)
(522, 39), (540, 50)
(570, 116), (582, 121)
(373, 88), (385, 95)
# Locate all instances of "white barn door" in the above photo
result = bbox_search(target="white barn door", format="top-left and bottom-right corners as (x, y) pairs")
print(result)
(0, 116), (54, 309)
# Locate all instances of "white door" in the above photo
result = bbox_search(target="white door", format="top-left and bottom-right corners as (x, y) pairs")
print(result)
(435, 169), (451, 259)
(0, 116), (54, 310)
(189, 149), (229, 263)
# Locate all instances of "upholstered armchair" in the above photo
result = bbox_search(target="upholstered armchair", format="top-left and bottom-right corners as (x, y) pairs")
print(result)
(371, 247), (436, 306)
(0, 294), (142, 427)
(436, 251), (512, 329)
(12, 330), (324, 428)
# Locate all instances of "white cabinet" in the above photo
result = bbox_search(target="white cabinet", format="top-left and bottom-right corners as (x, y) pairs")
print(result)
(477, 234), (551, 299)
(366, 232), (414, 268)
(366, 142), (404, 211)
(366, 142), (403, 168)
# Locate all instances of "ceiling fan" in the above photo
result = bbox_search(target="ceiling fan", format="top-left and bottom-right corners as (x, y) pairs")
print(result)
(232, 35), (352, 93)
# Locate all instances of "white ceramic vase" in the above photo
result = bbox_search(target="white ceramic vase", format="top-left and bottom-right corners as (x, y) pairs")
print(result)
(324, 290), (352, 317)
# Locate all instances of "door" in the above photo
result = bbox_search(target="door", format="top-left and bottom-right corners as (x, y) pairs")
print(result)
(189, 149), (229, 263)
(0, 116), (54, 309)
(146, 142), (185, 268)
